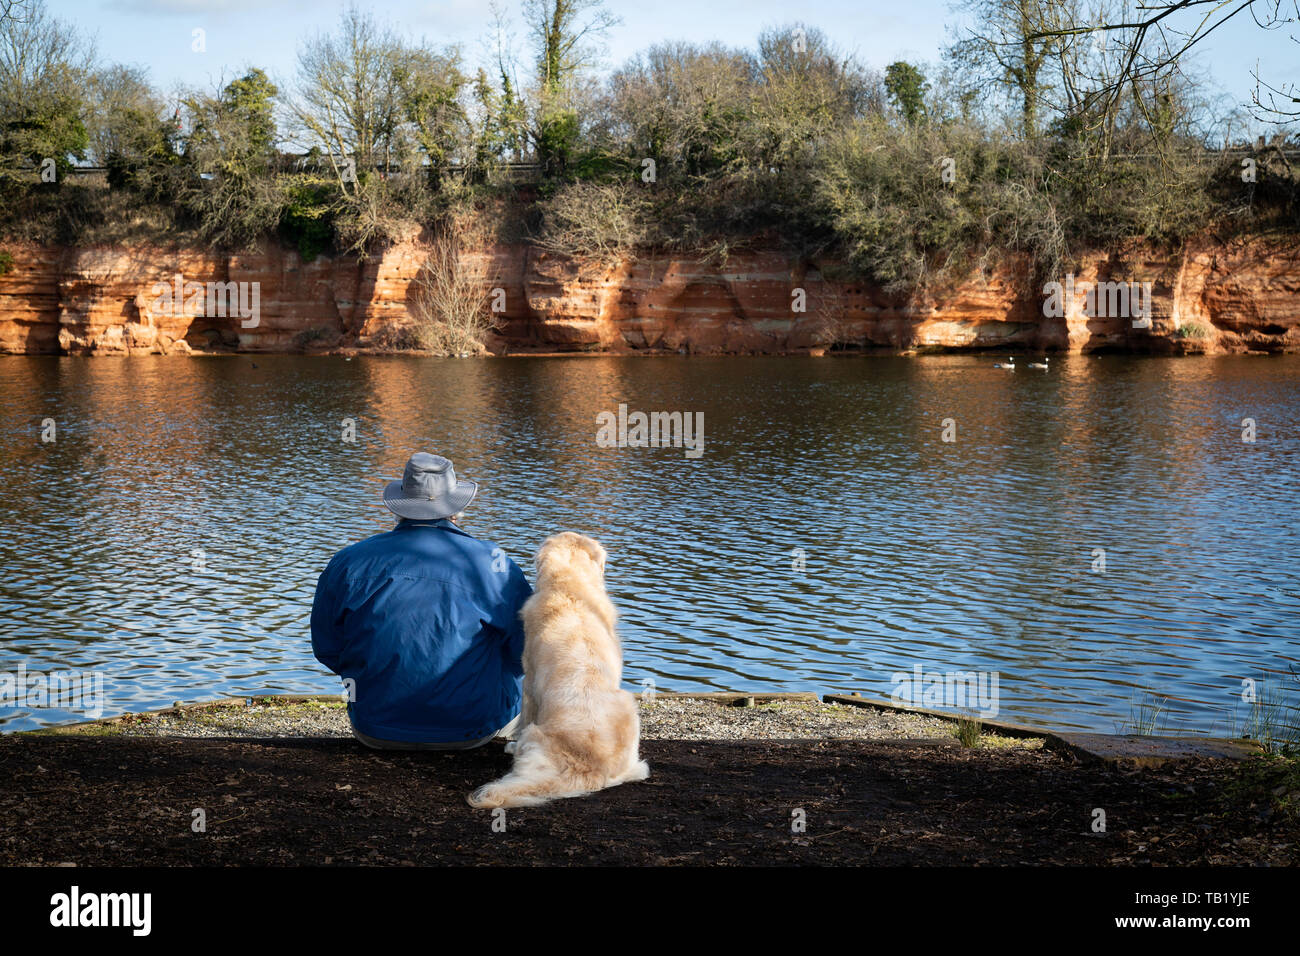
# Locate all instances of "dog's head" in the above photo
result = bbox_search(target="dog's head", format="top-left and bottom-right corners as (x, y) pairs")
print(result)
(535, 531), (607, 577)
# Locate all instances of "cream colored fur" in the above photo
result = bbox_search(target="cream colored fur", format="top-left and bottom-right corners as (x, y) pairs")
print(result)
(467, 532), (649, 808)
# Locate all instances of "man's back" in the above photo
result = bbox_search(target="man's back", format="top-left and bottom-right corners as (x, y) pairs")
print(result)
(311, 518), (532, 745)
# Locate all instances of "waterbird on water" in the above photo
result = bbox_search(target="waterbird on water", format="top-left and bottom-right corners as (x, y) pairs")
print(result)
(993, 357), (1015, 369)
(1027, 357), (1049, 370)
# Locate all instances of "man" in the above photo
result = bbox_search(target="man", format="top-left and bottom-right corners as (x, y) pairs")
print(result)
(311, 452), (532, 750)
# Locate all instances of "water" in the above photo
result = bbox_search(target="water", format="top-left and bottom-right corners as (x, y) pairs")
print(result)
(1, 353), (1298, 734)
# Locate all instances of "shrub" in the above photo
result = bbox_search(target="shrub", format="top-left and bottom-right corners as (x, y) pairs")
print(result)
(1045, 131), (1215, 249)
(812, 117), (1063, 292)
(535, 180), (650, 264)
(331, 170), (430, 259)
(280, 179), (335, 262)
(408, 222), (500, 354)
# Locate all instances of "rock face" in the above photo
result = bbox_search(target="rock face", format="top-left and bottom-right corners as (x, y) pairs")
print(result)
(0, 236), (1296, 355)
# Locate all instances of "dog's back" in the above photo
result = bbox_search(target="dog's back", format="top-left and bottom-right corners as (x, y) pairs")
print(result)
(468, 533), (649, 808)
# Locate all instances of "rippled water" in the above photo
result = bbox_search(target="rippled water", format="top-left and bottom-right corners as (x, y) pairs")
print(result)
(1, 353), (1298, 734)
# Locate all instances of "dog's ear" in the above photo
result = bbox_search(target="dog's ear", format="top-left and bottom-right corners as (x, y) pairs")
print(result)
(534, 537), (555, 572)
(578, 535), (606, 573)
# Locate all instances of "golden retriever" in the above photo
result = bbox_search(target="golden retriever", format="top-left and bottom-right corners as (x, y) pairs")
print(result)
(467, 532), (649, 808)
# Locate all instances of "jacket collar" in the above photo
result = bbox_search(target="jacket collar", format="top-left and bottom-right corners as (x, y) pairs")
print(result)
(394, 517), (471, 538)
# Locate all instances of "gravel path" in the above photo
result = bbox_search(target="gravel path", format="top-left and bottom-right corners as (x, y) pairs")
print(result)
(87, 696), (986, 743)
(638, 697), (958, 740)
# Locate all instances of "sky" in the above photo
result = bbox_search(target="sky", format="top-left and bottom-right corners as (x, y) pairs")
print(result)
(52, 0), (1300, 133)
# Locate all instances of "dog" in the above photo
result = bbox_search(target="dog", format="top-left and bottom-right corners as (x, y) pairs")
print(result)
(467, 532), (649, 808)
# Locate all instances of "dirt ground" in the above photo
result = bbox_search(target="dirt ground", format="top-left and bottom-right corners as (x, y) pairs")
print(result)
(2, 733), (1295, 866)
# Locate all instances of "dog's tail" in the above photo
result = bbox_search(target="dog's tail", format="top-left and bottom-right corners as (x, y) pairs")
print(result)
(616, 757), (651, 785)
(466, 728), (613, 809)
(466, 776), (575, 809)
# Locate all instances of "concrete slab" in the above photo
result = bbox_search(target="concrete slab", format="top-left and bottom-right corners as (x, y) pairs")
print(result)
(1052, 733), (1264, 767)
(822, 693), (1265, 766)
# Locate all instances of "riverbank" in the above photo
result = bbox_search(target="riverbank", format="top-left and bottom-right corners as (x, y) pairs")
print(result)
(2, 236), (1297, 356)
(64, 695), (964, 742)
(4, 696), (1295, 866)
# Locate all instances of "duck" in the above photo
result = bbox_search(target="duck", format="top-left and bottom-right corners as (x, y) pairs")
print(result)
(1027, 357), (1050, 370)
(993, 356), (1016, 369)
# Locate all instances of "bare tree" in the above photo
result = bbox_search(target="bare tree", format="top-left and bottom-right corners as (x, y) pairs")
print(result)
(947, 0), (1065, 137)
(608, 41), (756, 176)
(86, 64), (164, 165)
(0, 0), (92, 103)
(522, 0), (619, 98)
(471, 0), (528, 164)
(289, 4), (472, 197)
(536, 179), (648, 262)
(288, 5), (409, 194)
(0, 0), (95, 180)
(1028, 0), (1300, 122)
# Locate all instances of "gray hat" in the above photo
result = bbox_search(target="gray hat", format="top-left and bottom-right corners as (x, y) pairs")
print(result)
(383, 453), (478, 520)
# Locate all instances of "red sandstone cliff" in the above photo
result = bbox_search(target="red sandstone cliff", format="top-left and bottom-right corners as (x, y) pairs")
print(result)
(0, 236), (1296, 355)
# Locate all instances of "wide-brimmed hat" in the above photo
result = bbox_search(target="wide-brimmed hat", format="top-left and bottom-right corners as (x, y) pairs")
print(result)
(383, 453), (478, 520)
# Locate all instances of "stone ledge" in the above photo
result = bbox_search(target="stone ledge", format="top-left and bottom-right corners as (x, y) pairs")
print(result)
(822, 692), (1265, 766)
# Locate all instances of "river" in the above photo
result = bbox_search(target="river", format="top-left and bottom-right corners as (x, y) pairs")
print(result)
(1, 353), (1297, 734)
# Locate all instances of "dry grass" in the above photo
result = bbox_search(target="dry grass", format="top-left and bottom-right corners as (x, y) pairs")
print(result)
(407, 219), (501, 355)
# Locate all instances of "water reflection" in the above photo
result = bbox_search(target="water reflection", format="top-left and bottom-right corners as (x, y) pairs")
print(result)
(1, 354), (1298, 733)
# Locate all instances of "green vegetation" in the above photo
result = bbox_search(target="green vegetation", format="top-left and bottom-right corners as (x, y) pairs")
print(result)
(884, 61), (929, 126)
(955, 714), (982, 747)
(1117, 674), (1300, 754)
(24, 719), (124, 737)
(1229, 681), (1300, 757)
(0, 0), (1295, 302)
(1119, 691), (1171, 736)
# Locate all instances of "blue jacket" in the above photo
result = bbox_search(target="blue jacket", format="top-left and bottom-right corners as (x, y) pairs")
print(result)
(311, 518), (532, 743)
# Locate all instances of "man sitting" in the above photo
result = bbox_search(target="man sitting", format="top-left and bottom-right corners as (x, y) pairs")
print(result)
(311, 452), (532, 749)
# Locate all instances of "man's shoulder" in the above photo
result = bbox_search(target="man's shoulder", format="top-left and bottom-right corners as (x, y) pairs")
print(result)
(329, 527), (401, 561)
(327, 523), (511, 574)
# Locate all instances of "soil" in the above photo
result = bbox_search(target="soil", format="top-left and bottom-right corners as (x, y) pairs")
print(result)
(1, 734), (1294, 866)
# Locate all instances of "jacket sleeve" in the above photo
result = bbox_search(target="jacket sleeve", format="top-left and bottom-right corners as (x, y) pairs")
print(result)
(493, 558), (533, 677)
(310, 558), (347, 674)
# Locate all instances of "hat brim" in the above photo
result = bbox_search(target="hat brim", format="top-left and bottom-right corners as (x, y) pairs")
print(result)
(383, 478), (478, 520)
